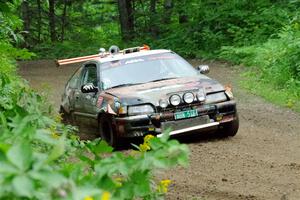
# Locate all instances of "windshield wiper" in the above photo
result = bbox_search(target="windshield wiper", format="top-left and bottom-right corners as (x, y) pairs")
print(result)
(108, 83), (142, 89)
(149, 77), (178, 82)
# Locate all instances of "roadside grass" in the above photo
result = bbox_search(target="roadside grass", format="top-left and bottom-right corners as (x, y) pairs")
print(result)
(240, 70), (300, 113)
(218, 23), (300, 114)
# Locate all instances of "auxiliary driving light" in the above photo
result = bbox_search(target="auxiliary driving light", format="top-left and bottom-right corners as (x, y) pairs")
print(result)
(196, 88), (206, 102)
(159, 99), (169, 108)
(183, 92), (194, 104)
(169, 94), (181, 106)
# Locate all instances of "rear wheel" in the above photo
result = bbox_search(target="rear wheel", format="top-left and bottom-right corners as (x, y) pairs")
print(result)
(218, 114), (239, 137)
(99, 115), (118, 147)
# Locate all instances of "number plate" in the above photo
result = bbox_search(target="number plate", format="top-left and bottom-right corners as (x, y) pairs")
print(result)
(174, 109), (198, 120)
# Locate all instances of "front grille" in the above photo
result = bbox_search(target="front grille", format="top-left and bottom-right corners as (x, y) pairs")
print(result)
(161, 115), (210, 131)
(157, 102), (203, 113)
(218, 103), (236, 114)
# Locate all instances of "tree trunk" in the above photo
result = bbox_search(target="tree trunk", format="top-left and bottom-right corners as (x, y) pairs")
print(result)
(163, 0), (173, 24)
(61, 0), (68, 42)
(117, 0), (134, 41)
(149, 0), (158, 37)
(37, 0), (41, 42)
(126, 0), (134, 32)
(177, 0), (188, 24)
(48, 0), (56, 42)
(21, 0), (31, 43)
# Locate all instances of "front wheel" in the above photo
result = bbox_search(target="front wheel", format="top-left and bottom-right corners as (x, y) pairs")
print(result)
(98, 115), (118, 147)
(59, 107), (73, 125)
(218, 114), (239, 137)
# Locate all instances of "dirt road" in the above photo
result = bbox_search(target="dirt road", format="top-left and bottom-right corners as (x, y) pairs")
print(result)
(18, 60), (300, 200)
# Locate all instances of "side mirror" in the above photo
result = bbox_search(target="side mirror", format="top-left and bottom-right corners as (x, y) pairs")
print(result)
(198, 65), (210, 74)
(81, 83), (99, 93)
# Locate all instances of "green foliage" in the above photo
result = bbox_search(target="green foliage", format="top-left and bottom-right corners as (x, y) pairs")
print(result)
(0, 0), (23, 43)
(0, 124), (188, 200)
(33, 23), (122, 59)
(220, 21), (300, 111)
(130, 0), (295, 58)
(14, 0), (299, 64)
(15, 0), (122, 58)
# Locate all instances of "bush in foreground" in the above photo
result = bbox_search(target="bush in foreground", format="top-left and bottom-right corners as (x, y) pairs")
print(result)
(0, 41), (189, 200)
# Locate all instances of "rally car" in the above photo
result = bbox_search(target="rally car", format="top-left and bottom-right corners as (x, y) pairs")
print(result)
(58, 45), (239, 146)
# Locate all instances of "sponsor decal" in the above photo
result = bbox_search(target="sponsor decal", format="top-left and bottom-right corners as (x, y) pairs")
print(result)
(138, 85), (183, 94)
(125, 58), (144, 64)
(96, 96), (104, 107)
(148, 55), (175, 60)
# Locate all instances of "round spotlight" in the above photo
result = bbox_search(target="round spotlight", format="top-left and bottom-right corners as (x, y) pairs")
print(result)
(169, 94), (181, 106)
(159, 99), (168, 108)
(183, 92), (194, 104)
(197, 88), (206, 102)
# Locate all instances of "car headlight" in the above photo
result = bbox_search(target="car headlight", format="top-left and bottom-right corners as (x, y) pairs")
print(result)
(196, 88), (206, 102)
(128, 105), (154, 115)
(205, 92), (227, 104)
(169, 94), (181, 106)
(183, 92), (194, 104)
(159, 99), (169, 108)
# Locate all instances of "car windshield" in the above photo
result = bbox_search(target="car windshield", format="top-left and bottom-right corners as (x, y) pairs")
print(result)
(100, 52), (201, 89)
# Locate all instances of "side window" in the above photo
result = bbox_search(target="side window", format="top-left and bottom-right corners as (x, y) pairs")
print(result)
(68, 67), (82, 89)
(82, 64), (98, 86)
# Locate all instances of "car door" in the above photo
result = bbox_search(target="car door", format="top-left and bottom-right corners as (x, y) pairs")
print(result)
(75, 63), (99, 131)
(66, 67), (83, 111)
(61, 66), (83, 118)
(71, 66), (87, 126)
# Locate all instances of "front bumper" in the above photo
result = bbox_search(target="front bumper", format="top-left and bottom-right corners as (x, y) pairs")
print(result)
(115, 100), (237, 137)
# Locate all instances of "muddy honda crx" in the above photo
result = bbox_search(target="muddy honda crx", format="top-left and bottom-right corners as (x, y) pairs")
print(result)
(59, 45), (239, 146)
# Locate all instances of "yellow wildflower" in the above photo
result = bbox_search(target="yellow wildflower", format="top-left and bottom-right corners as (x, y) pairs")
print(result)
(158, 179), (172, 193)
(101, 191), (111, 200)
(51, 132), (60, 139)
(114, 177), (123, 187)
(83, 196), (94, 200)
(139, 143), (151, 152)
(286, 99), (294, 108)
(55, 114), (62, 123)
(161, 179), (171, 186)
(144, 134), (154, 143)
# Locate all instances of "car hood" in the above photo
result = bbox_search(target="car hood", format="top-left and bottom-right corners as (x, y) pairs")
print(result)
(105, 76), (224, 106)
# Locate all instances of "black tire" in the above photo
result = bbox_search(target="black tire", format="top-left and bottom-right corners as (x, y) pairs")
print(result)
(98, 115), (118, 147)
(218, 114), (239, 137)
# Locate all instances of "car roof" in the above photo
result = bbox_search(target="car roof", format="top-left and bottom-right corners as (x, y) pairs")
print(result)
(91, 49), (172, 64)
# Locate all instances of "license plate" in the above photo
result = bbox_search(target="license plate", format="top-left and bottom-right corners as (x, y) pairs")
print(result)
(174, 109), (198, 120)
